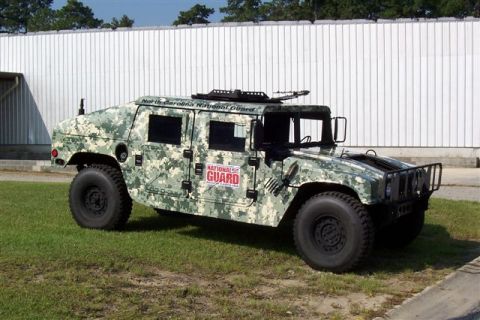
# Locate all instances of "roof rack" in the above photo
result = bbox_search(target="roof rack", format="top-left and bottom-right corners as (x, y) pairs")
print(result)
(191, 89), (309, 103)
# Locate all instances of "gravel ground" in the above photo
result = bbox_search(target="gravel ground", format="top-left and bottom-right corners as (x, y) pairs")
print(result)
(0, 168), (478, 201)
(0, 170), (74, 183)
(432, 186), (480, 202)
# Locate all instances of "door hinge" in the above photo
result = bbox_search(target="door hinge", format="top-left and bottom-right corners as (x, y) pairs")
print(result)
(135, 154), (143, 166)
(248, 157), (260, 169)
(181, 180), (192, 192)
(246, 189), (258, 201)
(194, 163), (204, 175)
(183, 149), (193, 160)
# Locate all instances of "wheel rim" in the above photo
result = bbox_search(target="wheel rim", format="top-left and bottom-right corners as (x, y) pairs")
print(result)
(313, 216), (346, 254)
(83, 186), (108, 216)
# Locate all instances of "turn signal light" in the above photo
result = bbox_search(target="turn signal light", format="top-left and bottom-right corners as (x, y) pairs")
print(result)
(51, 149), (58, 158)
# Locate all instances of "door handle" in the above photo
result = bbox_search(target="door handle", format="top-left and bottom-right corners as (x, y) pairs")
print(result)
(194, 163), (204, 175)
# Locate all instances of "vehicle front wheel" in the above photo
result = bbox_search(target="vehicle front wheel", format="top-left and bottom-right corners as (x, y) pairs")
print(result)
(69, 164), (132, 230)
(293, 192), (374, 273)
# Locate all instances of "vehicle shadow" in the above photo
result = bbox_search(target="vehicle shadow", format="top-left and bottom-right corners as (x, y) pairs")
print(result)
(125, 211), (480, 273)
(367, 224), (480, 273)
(125, 211), (298, 255)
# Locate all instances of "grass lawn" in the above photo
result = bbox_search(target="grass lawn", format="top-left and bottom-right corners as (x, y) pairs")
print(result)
(0, 182), (479, 319)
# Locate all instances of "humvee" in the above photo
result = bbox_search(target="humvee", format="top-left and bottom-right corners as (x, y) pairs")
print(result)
(51, 89), (442, 272)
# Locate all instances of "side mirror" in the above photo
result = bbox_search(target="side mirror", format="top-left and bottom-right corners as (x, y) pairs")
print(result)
(332, 117), (347, 143)
(250, 120), (264, 150)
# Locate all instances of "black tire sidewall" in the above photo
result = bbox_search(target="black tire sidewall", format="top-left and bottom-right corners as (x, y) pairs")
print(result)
(70, 168), (121, 229)
(295, 195), (364, 271)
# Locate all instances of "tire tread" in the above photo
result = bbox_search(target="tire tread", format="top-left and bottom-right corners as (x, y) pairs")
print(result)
(293, 191), (374, 272)
(69, 164), (132, 230)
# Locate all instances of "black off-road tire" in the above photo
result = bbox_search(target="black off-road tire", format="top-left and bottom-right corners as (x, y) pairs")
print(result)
(293, 192), (374, 273)
(377, 210), (425, 248)
(69, 164), (132, 230)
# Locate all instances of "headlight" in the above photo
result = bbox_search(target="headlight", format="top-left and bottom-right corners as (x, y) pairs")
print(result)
(385, 182), (392, 198)
(412, 175), (418, 190)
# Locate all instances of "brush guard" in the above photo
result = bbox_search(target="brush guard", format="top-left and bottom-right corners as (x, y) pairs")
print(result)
(381, 163), (442, 203)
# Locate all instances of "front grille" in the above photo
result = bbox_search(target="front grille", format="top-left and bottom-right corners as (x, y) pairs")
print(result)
(382, 163), (442, 203)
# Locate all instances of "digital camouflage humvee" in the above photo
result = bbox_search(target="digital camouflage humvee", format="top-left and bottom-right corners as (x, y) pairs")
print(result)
(51, 89), (442, 272)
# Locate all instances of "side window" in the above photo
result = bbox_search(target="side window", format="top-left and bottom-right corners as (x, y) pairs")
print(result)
(148, 114), (182, 145)
(209, 121), (246, 152)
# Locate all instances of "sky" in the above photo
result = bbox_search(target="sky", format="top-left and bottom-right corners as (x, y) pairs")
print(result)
(52, 0), (227, 27)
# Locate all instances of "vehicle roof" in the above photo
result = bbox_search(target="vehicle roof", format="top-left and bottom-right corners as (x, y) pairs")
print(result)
(135, 96), (331, 116)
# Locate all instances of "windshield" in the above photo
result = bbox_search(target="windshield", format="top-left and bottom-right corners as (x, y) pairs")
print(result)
(259, 111), (334, 149)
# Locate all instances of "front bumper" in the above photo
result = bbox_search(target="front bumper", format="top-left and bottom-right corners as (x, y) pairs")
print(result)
(371, 163), (442, 226)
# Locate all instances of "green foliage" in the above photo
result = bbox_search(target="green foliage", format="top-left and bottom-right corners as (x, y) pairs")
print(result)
(27, 7), (56, 32)
(220, 0), (263, 22)
(53, 0), (102, 30)
(0, 0), (52, 32)
(1, 0), (135, 33)
(102, 14), (134, 29)
(173, 4), (215, 25)
(219, 0), (480, 22)
(259, 0), (311, 21)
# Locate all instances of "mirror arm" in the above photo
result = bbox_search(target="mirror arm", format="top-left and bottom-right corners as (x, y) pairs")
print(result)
(333, 117), (338, 141)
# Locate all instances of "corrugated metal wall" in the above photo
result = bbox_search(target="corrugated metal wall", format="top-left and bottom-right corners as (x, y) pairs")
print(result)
(0, 19), (479, 147)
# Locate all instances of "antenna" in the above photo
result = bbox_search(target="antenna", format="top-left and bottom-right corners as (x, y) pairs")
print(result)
(272, 90), (310, 101)
(78, 98), (85, 115)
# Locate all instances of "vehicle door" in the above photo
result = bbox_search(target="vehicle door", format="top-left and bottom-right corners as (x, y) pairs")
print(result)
(190, 111), (258, 206)
(128, 105), (194, 198)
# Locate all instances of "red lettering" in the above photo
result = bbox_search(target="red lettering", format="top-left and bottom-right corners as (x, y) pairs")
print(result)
(205, 164), (241, 187)
(219, 172), (226, 183)
(206, 171), (214, 182)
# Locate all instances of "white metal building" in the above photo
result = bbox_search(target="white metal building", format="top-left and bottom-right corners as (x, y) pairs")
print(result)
(0, 19), (479, 162)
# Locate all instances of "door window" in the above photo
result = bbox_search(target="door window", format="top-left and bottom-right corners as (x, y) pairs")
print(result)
(148, 114), (182, 145)
(208, 121), (246, 152)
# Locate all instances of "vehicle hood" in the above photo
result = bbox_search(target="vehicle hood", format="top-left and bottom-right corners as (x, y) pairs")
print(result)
(53, 102), (138, 140)
(283, 148), (413, 204)
(291, 148), (412, 174)
(288, 149), (381, 180)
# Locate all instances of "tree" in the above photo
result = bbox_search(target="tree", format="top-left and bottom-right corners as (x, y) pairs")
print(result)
(438, 0), (473, 17)
(0, 0), (53, 32)
(53, 0), (102, 30)
(27, 7), (56, 32)
(221, 0), (479, 22)
(220, 0), (263, 22)
(102, 14), (134, 29)
(259, 0), (312, 21)
(173, 4), (214, 25)
(474, 0), (480, 17)
(1, 0), (134, 32)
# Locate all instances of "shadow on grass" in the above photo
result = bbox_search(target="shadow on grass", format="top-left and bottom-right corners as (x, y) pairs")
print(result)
(368, 224), (480, 273)
(125, 211), (297, 255)
(126, 212), (480, 273)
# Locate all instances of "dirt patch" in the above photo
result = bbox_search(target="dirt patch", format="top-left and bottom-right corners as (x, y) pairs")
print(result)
(297, 293), (390, 319)
(82, 266), (391, 319)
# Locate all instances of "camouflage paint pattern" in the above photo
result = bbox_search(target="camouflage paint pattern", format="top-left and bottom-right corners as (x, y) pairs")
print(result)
(51, 102), (138, 166)
(51, 96), (399, 227)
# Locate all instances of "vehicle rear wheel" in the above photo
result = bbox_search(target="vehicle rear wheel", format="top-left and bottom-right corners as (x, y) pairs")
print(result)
(69, 164), (132, 230)
(377, 210), (425, 248)
(293, 192), (374, 273)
